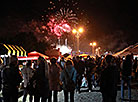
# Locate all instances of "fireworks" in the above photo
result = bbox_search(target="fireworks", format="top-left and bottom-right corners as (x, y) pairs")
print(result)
(46, 8), (78, 37)
(41, 0), (81, 37)
(47, 17), (71, 37)
(55, 8), (78, 25)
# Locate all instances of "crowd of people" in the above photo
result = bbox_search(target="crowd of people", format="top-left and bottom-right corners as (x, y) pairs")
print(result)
(0, 53), (137, 102)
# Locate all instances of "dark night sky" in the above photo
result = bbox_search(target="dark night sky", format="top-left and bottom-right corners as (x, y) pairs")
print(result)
(0, 0), (138, 52)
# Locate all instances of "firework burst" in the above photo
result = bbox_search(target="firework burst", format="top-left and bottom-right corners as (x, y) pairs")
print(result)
(40, 0), (82, 37)
(46, 8), (78, 37)
(55, 8), (78, 25)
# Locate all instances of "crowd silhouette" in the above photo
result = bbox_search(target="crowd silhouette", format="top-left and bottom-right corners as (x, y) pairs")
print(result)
(0, 53), (137, 102)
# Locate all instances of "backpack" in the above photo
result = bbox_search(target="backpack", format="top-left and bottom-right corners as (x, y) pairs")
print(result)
(63, 69), (75, 92)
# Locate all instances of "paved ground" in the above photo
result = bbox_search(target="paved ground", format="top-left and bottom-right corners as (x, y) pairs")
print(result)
(1, 79), (137, 102)
(18, 83), (138, 102)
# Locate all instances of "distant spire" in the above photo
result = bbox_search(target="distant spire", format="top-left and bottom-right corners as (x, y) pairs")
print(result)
(65, 38), (67, 46)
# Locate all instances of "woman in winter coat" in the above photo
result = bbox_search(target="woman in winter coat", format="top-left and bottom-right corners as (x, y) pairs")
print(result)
(30, 56), (49, 102)
(60, 60), (77, 102)
(48, 57), (62, 102)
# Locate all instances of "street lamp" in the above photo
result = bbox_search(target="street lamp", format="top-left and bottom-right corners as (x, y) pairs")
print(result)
(72, 27), (84, 55)
(90, 42), (97, 56)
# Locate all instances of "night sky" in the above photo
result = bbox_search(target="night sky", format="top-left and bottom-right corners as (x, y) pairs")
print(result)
(0, 0), (138, 52)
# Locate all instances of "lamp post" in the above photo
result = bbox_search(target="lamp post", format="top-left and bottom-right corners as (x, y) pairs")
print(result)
(72, 27), (84, 55)
(90, 42), (96, 56)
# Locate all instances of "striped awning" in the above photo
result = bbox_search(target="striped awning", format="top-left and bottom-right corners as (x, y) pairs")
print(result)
(18, 56), (39, 61)
(28, 51), (49, 59)
(0, 43), (27, 57)
(18, 51), (49, 61)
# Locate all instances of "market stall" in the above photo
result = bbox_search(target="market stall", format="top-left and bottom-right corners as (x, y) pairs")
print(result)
(18, 51), (49, 61)
(0, 43), (27, 65)
(113, 43), (138, 58)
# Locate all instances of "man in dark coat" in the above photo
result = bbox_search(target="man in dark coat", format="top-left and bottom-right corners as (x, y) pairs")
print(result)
(2, 55), (23, 102)
(73, 56), (85, 93)
(100, 55), (118, 102)
(121, 55), (133, 101)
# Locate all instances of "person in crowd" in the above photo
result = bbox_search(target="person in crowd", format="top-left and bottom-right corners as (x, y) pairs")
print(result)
(133, 57), (138, 80)
(94, 57), (102, 87)
(0, 58), (4, 102)
(0, 58), (3, 88)
(30, 56), (49, 102)
(59, 57), (66, 70)
(73, 56), (85, 93)
(48, 57), (62, 102)
(85, 57), (96, 91)
(100, 55), (118, 102)
(0, 57), (3, 69)
(33, 61), (38, 70)
(115, 56), (122, 83)
(1, 55), (23, 102)
(60, 60), (77, 102)
(21, 61), (35, 102)
(81, 74), (88, 88)
(121, 55), (133, 101)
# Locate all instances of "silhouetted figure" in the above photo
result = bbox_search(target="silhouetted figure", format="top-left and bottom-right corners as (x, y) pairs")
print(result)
(60, 60), (77, 102)
(48, 57), (61, 102)
(21, 61), (35, 102)
(73, 56), (85, 93)
(85, 58), (96, 91)
(1, 55), (23, 102)
(30, 56), (49, 102)
(100, 55), (118, 102)
(121, 55), (133, 101)
(133, 57), (138, 80)
(115, 57), (122, 83)
(59, 57), (65, 70)
(0, 58), (3, 102)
